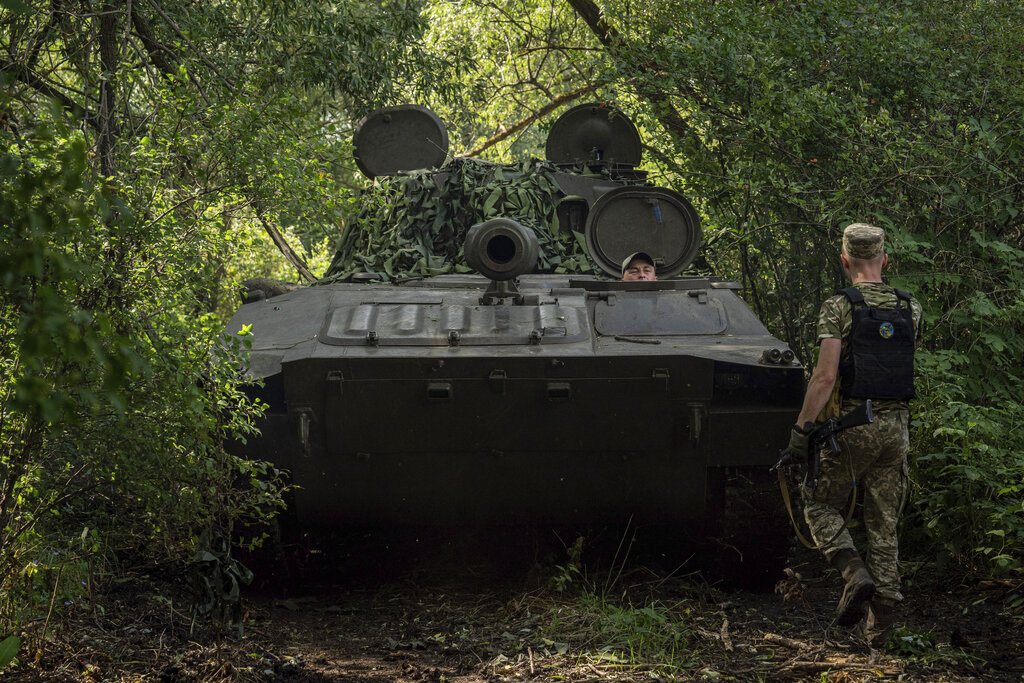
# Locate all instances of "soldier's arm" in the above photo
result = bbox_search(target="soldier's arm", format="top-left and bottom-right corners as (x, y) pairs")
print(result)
(796, 337), (841, 426)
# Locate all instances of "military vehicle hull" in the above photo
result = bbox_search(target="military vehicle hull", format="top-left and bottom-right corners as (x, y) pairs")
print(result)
(229, 275), (801, 533)
(229, 102), (804, 587)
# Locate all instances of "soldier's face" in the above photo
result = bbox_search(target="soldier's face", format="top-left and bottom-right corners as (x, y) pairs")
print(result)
(622, 260), (657, 281)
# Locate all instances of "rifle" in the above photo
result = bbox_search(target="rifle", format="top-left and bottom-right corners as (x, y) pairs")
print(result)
(772, 399), (874, 489)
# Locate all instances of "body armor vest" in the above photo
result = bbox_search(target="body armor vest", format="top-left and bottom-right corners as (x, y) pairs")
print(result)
(838, 287), (916, 400)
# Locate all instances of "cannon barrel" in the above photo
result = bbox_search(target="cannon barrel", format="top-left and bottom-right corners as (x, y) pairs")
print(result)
(465, 218), (538, 281)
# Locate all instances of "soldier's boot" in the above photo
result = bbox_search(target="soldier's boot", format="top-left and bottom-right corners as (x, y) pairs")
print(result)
(866, 597), (898, 640)
(831, 548), (875, 627)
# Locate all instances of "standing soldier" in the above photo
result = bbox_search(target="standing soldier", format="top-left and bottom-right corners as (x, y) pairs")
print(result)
(781, 223), (922, 637)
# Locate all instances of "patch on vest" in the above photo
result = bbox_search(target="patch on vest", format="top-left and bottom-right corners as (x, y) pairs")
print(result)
(879, 321), (895, 339)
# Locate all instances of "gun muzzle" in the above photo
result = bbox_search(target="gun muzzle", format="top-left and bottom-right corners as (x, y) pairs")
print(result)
(465, 218), (539, 281)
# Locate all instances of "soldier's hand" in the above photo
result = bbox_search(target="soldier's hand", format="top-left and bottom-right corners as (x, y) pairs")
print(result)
(782, 422), (815, 461)
(772, 422), (814, 474)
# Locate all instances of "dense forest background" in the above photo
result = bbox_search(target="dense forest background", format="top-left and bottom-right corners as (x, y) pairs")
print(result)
(2, 0), (1022, 639)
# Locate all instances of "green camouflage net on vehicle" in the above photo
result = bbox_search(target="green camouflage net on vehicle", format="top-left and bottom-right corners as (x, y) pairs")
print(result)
(319, 157), (619, 283)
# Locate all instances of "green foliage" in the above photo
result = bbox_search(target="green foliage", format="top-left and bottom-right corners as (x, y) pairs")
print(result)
(2, 114), (140, 596)
(608, 0), (1023, 355)
(884, 626), (938, 656)
(1, 115), (287, 630)
(4, 535), (98, 632)
(422, 0), (613, 158)
(539, 591), (700, 675)
(0, 111), (141, 427)
(909, 375), (1024, 575)
(585, 598), (696, 670)
(321, 158), (606, 281)
(189, 530), (254, 635)
(1, 0), (443, 633)
(0, 635), (18, 670)
(539, 539), (700, 673)
(576, 0), (1024, 578)
(898, 231), (1024, 576)
(552, 536), (586, 593)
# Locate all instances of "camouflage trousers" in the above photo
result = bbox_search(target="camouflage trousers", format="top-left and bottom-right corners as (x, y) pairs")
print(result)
(801, 409), (910, 602)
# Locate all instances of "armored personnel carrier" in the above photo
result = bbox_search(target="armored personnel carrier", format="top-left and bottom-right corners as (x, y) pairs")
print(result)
(228, 103), (803, 587)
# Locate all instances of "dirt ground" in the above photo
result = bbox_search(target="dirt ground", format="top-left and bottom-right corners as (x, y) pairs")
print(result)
(5, 528), (1023, 682)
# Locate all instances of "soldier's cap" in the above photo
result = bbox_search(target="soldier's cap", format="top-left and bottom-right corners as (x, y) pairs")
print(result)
(621, 251), (655, 277)
(842, 223), (885, 260)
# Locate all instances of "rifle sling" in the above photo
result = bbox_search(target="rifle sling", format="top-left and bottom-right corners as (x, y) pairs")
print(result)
(777, 453), (858, 551)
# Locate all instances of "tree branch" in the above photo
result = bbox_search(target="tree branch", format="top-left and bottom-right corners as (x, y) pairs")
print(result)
(24, 0), (63, 73)
(97, 1), (119, 177)
(565, 0), (696, 142)
(0, 58), (100, 130)
(130, 2), (212, 105)
(145, 0), (236, 93)
(457, 82), (601, 158)
(253, 208), (317, 283)
(129, 0), (177, 77)
(564, 0), (620, 47)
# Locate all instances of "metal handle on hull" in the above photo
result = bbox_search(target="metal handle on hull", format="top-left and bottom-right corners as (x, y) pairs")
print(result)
(687, 403), (705, 446)
(296, 408), (314, 456)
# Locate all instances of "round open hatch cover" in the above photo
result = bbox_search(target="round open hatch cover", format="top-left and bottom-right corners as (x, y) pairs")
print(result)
(545, 103), (642, 167)
(585, 186), (702, 278)
(353, 105), (449, 179)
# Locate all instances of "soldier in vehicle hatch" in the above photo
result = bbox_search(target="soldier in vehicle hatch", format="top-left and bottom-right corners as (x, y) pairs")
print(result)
(621, 252), (658, 281)
(779, 223), (922, 640)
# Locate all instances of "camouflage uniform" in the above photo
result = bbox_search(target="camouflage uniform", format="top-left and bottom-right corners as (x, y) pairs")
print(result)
(801, 282), (923, 603)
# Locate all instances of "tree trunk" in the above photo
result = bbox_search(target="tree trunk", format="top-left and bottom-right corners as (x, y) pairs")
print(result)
(98, 1), (119, 177)
(565, 0), (696, 143)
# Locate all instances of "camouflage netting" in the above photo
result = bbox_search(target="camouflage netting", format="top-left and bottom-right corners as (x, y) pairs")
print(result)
(319, 158), (619, 283)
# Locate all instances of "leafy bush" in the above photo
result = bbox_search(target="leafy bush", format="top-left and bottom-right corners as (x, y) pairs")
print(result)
(595, 0), (1024, 579)
(909, 366), (1024, 576)
(899, 222), (1024, 577)
(884, 626), (938, 657)
(0, 113), (287, 629)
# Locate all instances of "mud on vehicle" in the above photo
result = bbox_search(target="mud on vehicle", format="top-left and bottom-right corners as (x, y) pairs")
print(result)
(227, 103), (803, 589)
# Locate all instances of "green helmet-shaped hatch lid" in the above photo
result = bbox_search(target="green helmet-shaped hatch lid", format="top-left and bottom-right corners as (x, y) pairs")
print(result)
(585, 186), (702, 278)
(353, 104), (449, 178)
(545, 103), (642, 167)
